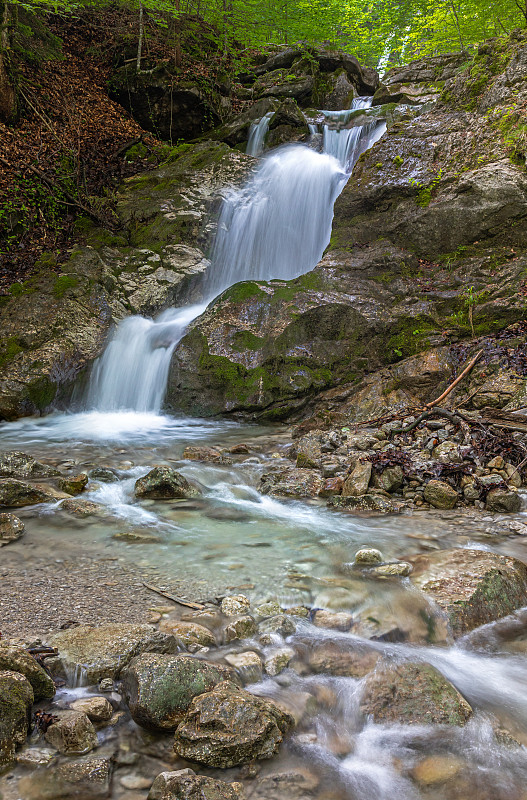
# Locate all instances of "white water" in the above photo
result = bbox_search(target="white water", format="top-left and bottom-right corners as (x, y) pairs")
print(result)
(246, 111), (273, 156)
(84, 97), (386, 417)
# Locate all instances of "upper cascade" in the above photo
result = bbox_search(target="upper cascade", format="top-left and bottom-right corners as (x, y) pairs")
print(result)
(85, 99), (386, 415)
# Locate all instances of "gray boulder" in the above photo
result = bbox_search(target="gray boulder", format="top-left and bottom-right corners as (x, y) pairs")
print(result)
(0, 670), (33, 769)
(135, 466), (201, 500)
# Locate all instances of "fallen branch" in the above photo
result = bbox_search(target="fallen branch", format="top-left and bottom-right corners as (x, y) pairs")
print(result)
(425, 349), (484, 410)
(143, 582), (205, 610)
(112, 136), (143, 160)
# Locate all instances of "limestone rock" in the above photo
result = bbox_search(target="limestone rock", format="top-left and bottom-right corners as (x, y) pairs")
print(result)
(354, 547), (383, 564)
(307, 643), (379, 677)
(182, 446), (229, 463)
(0, 451), (60, 479)
(312, 610), (353, 631)
(0, 670), (33, 769)
(224, 651), (263, 682)
(59, 498), (103, 517)
(70, 696), (113, 723)
(158, 620), (217, 648)
(135, 466), (201, 500)
(0, 512), (24, 545)
(148, 769), (245, 800)
(121, 653), (231, 731)
(264, 647), (295, 676)
(45, 710), (98, 755)
(260, 468), (323, 498)
(223, 615), (258, 643)
(0, 645), (55, 700)
(49, 623), (178, 683)
(174, 681), (294, 767)
(372, 562), (413, 577)
(18, 756), (113, 799)
(360, 661), (472, 725)
(59, 473), (88, 495)
(409, 548), (527, 636)
(221, 595), (250, 616)
(342, 461), (372, 497)
(423, 479), (458, 509)
(485, 487), (522, 513)
(372, 465), (404, 493)
(0, 478), (53, 507)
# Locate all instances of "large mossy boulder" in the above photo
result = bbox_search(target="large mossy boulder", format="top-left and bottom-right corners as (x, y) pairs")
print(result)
(122, 653), (232, 731)
(409, 549), (527, 637)
(0, 478), (53, 507)
(49, 623), (178, 684)
(0, 450), (60, 479)
(0, 670), (34, 769)
(173, 681), (294, 767)
(360, 661), (472, 725)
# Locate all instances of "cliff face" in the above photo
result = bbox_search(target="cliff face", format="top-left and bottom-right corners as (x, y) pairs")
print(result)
(167, 33), (527, 421)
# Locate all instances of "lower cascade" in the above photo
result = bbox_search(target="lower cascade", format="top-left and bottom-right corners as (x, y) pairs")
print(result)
(86, 97), (385, 414)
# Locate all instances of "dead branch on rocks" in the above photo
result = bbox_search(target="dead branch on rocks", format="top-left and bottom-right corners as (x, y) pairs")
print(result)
(143, 582), (205, 610)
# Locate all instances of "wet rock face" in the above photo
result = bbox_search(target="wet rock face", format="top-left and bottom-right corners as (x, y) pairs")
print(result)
(148, 769), (246, 800)
(0, 141), (250, 421)
(122, 653), (232, 731)
(108, 65), (223, 141)
(134, 466), (201, 500)
(360, 661), (472, 725)
(49, 623), (178, 683)
(408, 549), (527, 637)
(173, 681), (295, 767)
(0, 670), (33, 769)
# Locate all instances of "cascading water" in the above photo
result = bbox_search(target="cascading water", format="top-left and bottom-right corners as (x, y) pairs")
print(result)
(246, 112), (273, 156)
(85, 96), (386, 414)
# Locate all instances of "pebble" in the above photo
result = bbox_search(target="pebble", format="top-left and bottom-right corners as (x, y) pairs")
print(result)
(354, 547), (383, 564)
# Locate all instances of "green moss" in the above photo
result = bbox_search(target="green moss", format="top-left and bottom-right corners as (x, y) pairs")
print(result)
(0, 337), (23, 369)
(386, 317), (438, 362)
(52, 274), (78, 298)
(26, 377), (56, 411)
(222, 281), (266, 304)
(230, 330), (265, 352)
(87, 228), (129, 248)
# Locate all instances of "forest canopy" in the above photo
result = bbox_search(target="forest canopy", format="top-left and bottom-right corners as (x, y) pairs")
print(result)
(7, 0), (527, 67)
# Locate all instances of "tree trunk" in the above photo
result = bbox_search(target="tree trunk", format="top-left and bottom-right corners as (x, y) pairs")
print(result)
(0, 0), (15, 122)
(174, 0), (182, 68)
(136, 0), (144, 73)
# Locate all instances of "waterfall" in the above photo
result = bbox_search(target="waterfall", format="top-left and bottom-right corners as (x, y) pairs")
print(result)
(86, 98), (386, 415)
(246, 112), (273, 157)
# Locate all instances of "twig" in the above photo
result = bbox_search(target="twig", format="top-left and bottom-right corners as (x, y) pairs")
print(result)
(112, 136), (143, 159)
(143, 582), (205, 610)
(425, 349), (484, 409)
(0, 156), (106, 226)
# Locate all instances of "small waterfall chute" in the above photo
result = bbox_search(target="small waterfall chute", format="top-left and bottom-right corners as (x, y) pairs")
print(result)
(246, 112), (273, 157)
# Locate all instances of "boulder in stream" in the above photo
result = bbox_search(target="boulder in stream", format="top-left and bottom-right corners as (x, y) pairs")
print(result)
(135, 466), (201, 500)
(148, 769), (245, 800)
(0, 644), (55, 700)
(122, 653), (232, 732)
(49, 623), (178, 683)
(44, 710), (98, 755)
(0, 478), (53, 507)
(0, 670), (34, 769)
(409, 548), (527, 637)
(360, 661), (472, 725)
(174, 681), (294, 767)
(0, 512), (24, 545)
(0, 451), (60, 479)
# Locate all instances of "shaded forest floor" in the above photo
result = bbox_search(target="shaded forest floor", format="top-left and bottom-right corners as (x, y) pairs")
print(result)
(0, 7), (250, 293)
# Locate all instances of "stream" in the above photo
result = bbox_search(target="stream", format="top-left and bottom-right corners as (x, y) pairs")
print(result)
(2, 99), (527, 800)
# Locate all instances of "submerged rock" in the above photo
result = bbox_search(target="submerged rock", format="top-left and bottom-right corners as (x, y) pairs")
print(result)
(135, 466), (201, 500)
(70, 696), (113, 723)
(158, 619), (217, 648)
(59, 473), (88, 496)
(122, 653), (231, 731)
(18, 756), (113, 799)
(0, 512), (24, 545)
(174, 681), (294, 767)
(360, 661), (472, 725)
(0, 645), (55, 700)
(148, 769), (245, 800)
(409, 549), (527, 637)
(0, 670), (33, 769)
(59, 497), (103, 516)
(49, 623), (178, 683)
